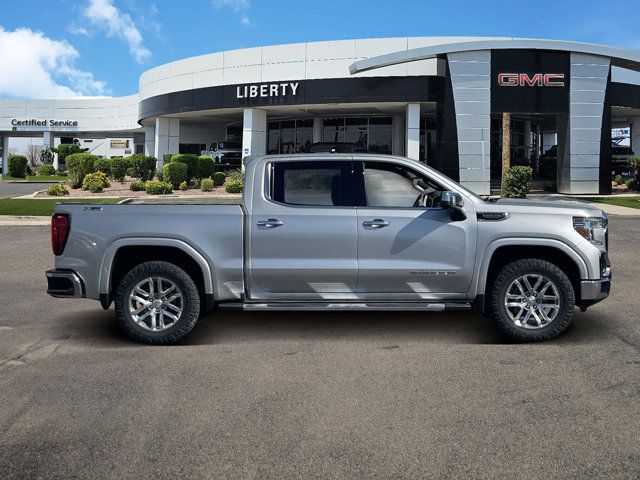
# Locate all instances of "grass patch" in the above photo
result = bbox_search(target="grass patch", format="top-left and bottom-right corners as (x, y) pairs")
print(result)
(0, 198), (122, 216)
(588, 196), (640, 210)
(1, 175), (68, 182)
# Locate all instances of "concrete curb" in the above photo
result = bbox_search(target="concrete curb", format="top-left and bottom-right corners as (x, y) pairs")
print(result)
(0, 216), (50, 226)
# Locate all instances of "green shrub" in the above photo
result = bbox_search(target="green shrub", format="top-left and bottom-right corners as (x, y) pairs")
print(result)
(54, 144), (88, 167)
(170, 154), (199, 180)
(130, 180), (146, 191)
(129, 154), (157, 181)
(47, 184), (68, 196)
(38, 164), (56, 176)
(613, 174), (623, 185)
(624, 178), (639, 190)
(198, 156), (214, 179)
(7, 155), (28, 178)
(145, 181), (173, 195)
(86, 179), (105, 193)
(162, 153), (174, 164)
(502, 166), (533, 198)
(156, 170), (163, 182)
(82, 171), (110, 191)
(226, 169), (244, 182)
(179, 181), (188, 191)
(94, 158), (112, 176)
(26, 165), (34, 176)
(162, 162), (188, 189)
(110, 157), (128, 182)
(224, 178), (244, 193)
(65, 153), (96, 188)
(213, 171), (226, 186)
(200, 178), (214, 192)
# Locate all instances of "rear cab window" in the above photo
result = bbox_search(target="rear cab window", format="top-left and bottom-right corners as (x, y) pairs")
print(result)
(270, 160), (360, 207)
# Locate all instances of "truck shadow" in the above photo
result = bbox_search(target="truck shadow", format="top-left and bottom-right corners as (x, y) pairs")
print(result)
(59, 307), (610, 347)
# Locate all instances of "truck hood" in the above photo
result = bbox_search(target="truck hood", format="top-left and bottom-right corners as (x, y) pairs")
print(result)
(487, 198), (605, 216)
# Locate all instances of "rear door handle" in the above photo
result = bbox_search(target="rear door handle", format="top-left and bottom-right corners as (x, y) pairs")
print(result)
(362, 218), (390, 229)
(256, 218), (284, 228)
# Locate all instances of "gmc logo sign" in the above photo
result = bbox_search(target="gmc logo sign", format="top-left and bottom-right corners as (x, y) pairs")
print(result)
(498, 73), (565, 87)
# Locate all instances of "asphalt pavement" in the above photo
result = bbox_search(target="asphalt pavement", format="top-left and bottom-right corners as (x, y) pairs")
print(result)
(0, 219), (639, 479)
(0, 181), (53, 199)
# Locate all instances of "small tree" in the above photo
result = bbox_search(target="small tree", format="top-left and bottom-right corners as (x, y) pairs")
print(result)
(628, 156), (640, 182)
(26, 144), (42, 167)
(501, 112), (511, 197)
(54, 144), (89, 167)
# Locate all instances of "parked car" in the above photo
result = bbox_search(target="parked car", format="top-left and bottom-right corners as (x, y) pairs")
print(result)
(201, 141), (242, 165)
(308, 142), (368, 153)
(47, 154), (611, 344)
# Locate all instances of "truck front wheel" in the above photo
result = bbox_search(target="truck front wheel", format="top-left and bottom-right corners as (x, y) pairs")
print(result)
(114, 261), (200, 344)
(486, 258), (575, 342)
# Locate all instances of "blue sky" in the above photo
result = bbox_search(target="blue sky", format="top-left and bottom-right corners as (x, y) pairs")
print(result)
(1, 0), (639, 98)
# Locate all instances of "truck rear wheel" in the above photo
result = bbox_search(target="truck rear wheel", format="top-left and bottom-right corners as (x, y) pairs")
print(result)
(114, 261), (200, 344)
(486, 258), (575, 342)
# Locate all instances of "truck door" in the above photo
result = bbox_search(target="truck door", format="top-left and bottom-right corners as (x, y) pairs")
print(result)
(354, 160), (477, 298)
(247, 159), (360, 299)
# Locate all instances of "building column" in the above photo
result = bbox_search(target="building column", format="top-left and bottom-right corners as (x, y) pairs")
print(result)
(447, 50), (491, 196)
(312, 117), (323, 144)
(242, 108), (267, 159)
(406, 103), (420, 161)
(154, 118), (180, 168)
(392, 115), (404, 156)
(558, 53), (610, 194)
(1, 137), (9, 176)
(144, 126), (155, 157)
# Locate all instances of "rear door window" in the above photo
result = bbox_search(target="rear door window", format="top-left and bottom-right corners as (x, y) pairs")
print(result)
(271, 161), (357, 207)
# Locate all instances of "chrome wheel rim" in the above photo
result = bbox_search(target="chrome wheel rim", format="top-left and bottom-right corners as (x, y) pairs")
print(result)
(128, 277), (183, 332)
(504, 274), (560, 329)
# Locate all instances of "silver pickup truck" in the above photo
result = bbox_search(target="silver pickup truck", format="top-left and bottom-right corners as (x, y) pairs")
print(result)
(46, 154), (611, 344)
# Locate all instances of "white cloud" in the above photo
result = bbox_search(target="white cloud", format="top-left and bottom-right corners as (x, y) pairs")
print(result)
(213, 0), (252, 27)
(213, 0), (250, 11)
(83, 0), (151, 63)
(68, 25), (90, 36)
(0, 27), (108, 99)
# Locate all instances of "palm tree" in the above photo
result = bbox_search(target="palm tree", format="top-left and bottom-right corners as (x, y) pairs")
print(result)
(501, 112), (511, 196)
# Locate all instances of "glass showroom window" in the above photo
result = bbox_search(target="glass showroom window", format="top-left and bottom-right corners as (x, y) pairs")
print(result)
(322, 117), (393, 153)
(267, 119), (314, 154)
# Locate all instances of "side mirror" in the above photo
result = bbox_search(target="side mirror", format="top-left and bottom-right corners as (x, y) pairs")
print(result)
(439, 191), (466, 220)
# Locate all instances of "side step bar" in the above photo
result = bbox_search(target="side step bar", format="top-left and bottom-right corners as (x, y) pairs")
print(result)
(218, 302), (471, 312)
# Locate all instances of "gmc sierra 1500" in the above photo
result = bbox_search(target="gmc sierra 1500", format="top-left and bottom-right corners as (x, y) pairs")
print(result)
(46, 154), (611, 344)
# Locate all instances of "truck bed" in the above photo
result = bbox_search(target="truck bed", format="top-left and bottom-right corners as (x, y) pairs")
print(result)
(53, 202), (245, 301)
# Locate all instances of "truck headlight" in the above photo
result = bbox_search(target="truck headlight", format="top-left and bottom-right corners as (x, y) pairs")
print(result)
(573, 215), (608, 247)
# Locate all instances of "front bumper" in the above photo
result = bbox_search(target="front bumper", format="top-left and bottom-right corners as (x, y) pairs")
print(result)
(579, 253), (611, 309)
(46, 269), (85, 298)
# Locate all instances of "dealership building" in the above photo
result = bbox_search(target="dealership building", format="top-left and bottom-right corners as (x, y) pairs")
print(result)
(2, 36), (640, 194)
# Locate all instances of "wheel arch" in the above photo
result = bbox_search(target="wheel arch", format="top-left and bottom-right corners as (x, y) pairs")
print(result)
(474, 239), (589, 311)
(99, 238), (216, 310)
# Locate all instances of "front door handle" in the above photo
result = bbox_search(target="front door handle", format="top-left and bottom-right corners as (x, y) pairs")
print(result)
(362, 218), (390, 229)
(257, 218), (284, 228)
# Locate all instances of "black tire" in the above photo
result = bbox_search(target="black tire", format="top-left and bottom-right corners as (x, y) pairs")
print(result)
(486, 258), (575, 342)
(114, 261), (200, 344)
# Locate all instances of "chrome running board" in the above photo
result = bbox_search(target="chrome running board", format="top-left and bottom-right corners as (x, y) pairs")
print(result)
(218, 302), (471, 312)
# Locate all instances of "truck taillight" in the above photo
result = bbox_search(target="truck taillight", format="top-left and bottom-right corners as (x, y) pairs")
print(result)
(51, 213), (70, 256)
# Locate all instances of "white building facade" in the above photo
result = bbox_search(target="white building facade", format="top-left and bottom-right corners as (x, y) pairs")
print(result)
(3, 36), (640, 194)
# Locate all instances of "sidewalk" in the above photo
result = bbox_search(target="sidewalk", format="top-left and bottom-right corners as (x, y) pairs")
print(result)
(529, 193), (640, 216)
